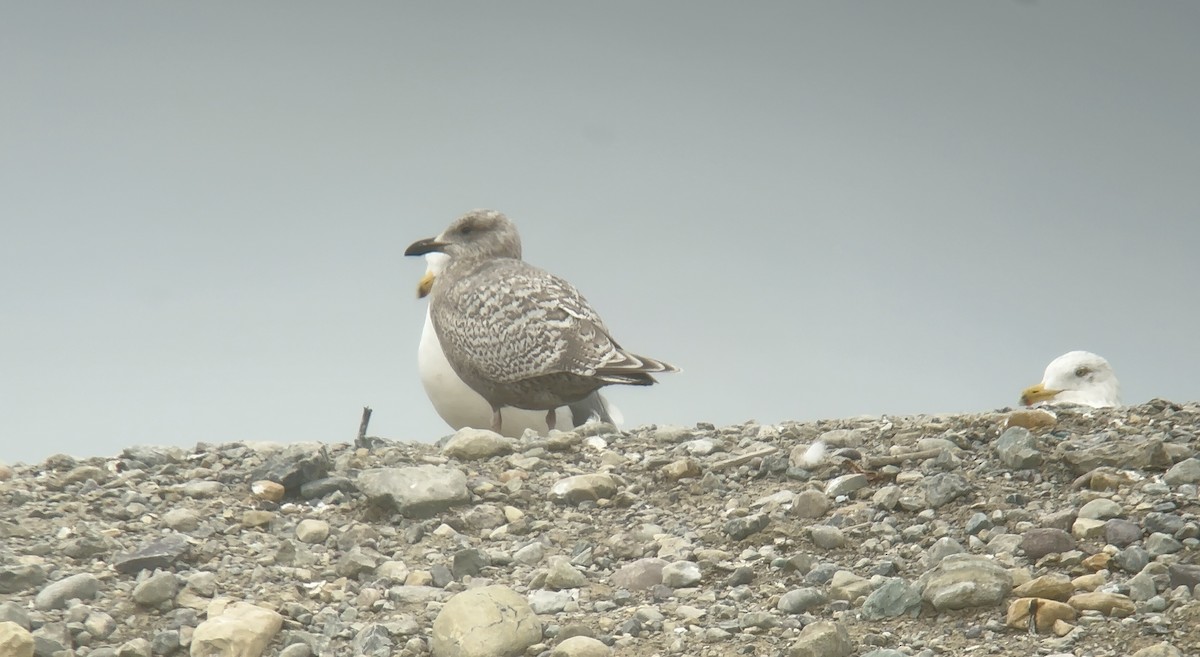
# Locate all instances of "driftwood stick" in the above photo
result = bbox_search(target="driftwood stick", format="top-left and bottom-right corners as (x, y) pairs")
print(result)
(862, 448), (945, 468)
(357, 406), (373, 444)
(711, 447), (777, 471)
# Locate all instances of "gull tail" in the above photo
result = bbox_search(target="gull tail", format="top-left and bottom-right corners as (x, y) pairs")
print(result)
(596, 351), (679, 386)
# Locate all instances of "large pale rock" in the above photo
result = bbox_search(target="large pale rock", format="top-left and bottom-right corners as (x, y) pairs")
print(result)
(431, 585), (542, 657)
(549, 474), (619, 505)
(1067, 592), (1136, 617)
(788, 620), (852, 657)
(917, 554), (1012, 610)
(356, 466), (470, 518)
(442, 429), (514, 461)
(1056, 436), (1170, 475)
(190, 602), (283, 657)
(550, 636), (610, 657)
(1005, 597), (1076, 632)
(0, 621), (34, 657)
(34, 573), (100, 610)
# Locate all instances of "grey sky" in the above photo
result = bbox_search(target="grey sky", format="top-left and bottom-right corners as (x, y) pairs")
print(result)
(3, 2), (1198, 465)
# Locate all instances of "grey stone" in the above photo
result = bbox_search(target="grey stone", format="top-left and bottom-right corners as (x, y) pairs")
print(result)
(0, 565), (46, 595)
(810, 525), (845, 550)
(442, 428), (514, 461)
(1114, 546), (1151, 574)
(1020, 528), (1076, 560)
(0, 602), (30, 629)
(661, 561), (701, 588)
(862, 578), (921, 620)
(1128, 572), (1158, 601)
(917, 554), (1013, 610)
(357, 466), (470, 518)
(777, 588), (826, 614)
(528, 589), (573, 615)
(112, 534), (191, 575)
(788, 620), (852, 657)
(249, 444), (331, 497)
(132, 571), (178, 606)
(1131, 641), (1184, 657)
(351, 623), (393, 657)
(1057, 436), (1170, 475)
(824, 474), (868, 498)
(544, 557), (588, 590)
(451, 548), (490, 580)
(828, 570), (871, 602)
(295, 519), (331, 544)
(513, 543), (545, 566)
(1163, 458), (1200, 485)
(32, 621), (71, 655)
(1144, 512), (1185, 536)
(923, 473), (971, 508)
(927, 537), (964, 565)
(279, 644), (313, 657)
(548, 474), (619, 505)
(611, 559), (666, 591)
(1078, 498), (1122, 520)
(162, 508), (200, 532)
(995, 427), (1043, 469)
(298, 476), (354, 499)
(965, 512), (991, 535)
(791, 490), (830, 519)
(1167, 563), (1200, 590)
(34, 573), (101, 611)
(83, 611), (116, 639)
(1105, 519), (1142, 547)
(724, 513), (769, 540)
(550, 636), (610, 657)
(1146, 532), (1183, 557)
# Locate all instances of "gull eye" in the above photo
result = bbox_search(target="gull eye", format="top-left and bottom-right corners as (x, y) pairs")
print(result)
(1074, 366), (1090, 378)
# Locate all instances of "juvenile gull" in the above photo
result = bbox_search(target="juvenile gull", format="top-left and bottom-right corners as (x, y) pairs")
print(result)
(405, 209), (676, 434)
(1020, 350), (1121, 408)
(415, 252), (619, 436)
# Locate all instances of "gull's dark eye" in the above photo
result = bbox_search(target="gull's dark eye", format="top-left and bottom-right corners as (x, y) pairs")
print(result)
(458, 223), (474, 236)
(1074, 366), (1090, 378)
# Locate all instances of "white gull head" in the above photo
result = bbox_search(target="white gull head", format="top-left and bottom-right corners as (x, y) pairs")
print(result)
(1020, 350), (1120, 408)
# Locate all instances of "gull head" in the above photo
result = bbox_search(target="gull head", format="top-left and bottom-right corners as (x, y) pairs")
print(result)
(404, 209), (523, 262)
(1020, 350), (1120, 408)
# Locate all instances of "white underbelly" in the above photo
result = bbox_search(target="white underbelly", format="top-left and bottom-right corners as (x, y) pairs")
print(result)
(417, 308), (578, 436)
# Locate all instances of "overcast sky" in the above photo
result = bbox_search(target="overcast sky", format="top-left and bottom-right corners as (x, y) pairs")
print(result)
(3, 2), (1198, 465)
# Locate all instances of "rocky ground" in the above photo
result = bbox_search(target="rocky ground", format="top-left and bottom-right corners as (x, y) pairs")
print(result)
(1, 400), (1199, 657)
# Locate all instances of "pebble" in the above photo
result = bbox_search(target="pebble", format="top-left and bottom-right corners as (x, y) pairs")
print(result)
(442, 428), (514, 460)
(1021, 528), (1076, 560)
(551, 635), (611, 657)
(861, 578), (921, 620)
(34, 573), (100, 610)
(295, 518), (331, 544)
(789, 620), (852, 657)
(661, 561), (701, 588)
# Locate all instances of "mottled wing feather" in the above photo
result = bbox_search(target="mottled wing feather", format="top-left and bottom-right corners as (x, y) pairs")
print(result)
(432, 259), (629, 383)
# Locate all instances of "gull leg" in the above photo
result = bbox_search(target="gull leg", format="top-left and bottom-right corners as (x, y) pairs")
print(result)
(545, 408), (557, 432)
(491, 406), (503, 434)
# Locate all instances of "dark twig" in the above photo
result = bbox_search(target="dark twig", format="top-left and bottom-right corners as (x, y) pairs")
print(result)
(356, 406), (373, 448)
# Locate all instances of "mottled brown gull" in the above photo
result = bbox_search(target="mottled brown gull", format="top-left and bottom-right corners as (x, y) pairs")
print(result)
(414, 251), (620, 436)
(404, 209), (676, 434)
